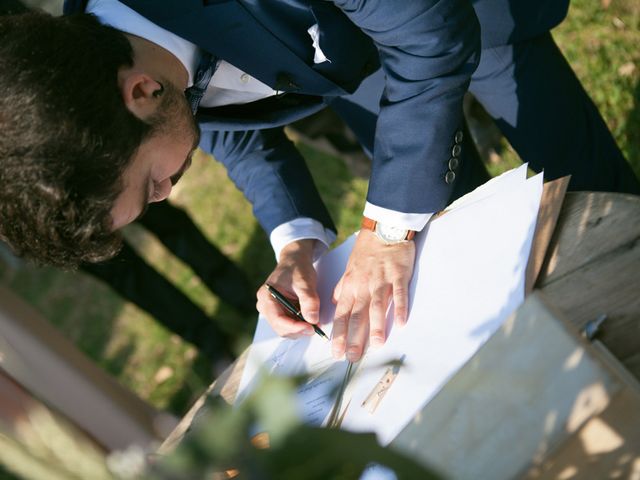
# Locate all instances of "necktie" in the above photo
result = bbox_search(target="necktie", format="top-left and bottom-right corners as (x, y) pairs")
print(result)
(184, 51), (219, 114)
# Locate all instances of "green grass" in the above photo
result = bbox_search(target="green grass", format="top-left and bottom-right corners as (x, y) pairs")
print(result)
(555, 0), (640, 176)
(0, 0), (637, 421)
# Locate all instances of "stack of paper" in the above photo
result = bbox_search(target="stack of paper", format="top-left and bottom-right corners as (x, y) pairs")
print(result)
(237, 164), (543, 446)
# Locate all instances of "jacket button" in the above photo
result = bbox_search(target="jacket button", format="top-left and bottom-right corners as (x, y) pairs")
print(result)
(451, 144), (462, 157)
(445, 171), (456, 184)
(448, 157), (460, 170)
(454, 130), (464, 144)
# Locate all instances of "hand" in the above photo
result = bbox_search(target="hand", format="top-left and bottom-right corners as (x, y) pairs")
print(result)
(256, 239), (320, 338)
(332, 230), (415, 362)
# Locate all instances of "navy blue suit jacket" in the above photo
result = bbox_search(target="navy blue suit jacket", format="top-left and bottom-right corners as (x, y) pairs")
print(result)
(65, 0), (569, 236)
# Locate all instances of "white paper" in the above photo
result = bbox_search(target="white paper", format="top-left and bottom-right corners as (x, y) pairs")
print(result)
(236, 318), (350, 425)
(341, 172), (543, 444)
(445, 162), (528, 211)
(237, 167), (544, 445)
(236, 249), (353, 424)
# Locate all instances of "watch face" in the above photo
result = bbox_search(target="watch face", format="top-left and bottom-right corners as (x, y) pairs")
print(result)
(375, 223), (409, 243)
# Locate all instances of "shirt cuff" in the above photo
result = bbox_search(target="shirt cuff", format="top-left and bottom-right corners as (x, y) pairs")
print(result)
(270, 218), (337, 262)
(363, 202), (434, 231)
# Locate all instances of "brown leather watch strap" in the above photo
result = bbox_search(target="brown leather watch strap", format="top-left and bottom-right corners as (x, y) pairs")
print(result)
(361, 216), (416, 241)
(361, 216), (377, 232)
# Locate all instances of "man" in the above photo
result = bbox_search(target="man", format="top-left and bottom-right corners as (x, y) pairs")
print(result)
(0, 0), (637, 364)
(0, 0), (256, 366)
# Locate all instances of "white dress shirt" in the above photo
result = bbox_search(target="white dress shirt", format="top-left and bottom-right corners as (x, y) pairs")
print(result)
(88, 0), (432, 261)
(87, 0), (277, 106)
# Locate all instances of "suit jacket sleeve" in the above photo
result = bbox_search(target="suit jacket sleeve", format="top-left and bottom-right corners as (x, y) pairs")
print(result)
(200, 126), (336, 236)
(330, 0), (481, 214)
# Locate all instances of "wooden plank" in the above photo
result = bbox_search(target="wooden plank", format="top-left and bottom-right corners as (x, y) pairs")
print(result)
(0, 369), (112, 479)
(525, 176), (570, 294)
(522, 343), (640, 478)
(523, 388), (640, 479)
(390, 293), (626, 480)
(536, 192), (640, 382)
(539, 245), (640, 380)
(0, 287), (176, 451)
(157, 349), (249, 455)
(537, 192), (640, 286)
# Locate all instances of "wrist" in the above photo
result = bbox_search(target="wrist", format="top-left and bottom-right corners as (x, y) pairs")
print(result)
(361, 216), (416, 244)
(279, 239), (317, 262)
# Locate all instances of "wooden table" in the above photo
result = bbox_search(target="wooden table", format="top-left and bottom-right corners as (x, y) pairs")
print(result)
(536, 192), (640, 379)
(160, 191), (640, 455)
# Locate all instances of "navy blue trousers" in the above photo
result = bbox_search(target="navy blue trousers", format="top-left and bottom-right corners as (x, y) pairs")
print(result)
(330, 32), (640, 201)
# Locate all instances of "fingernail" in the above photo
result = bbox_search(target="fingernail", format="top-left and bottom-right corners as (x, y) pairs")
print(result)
(371, 335), (384, 348)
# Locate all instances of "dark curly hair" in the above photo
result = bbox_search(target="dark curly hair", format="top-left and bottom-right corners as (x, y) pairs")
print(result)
(0, 11), (154, 267)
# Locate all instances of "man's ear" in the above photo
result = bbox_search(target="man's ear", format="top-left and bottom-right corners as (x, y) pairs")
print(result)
(119, 71), (162, 119)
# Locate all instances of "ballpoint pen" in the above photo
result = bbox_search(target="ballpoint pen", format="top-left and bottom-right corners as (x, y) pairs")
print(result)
(265, 283), (330, 341)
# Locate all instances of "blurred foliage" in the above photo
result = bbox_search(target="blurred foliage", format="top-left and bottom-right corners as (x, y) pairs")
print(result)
(0, 375), (440, 479)
(149, 377), (440, 480)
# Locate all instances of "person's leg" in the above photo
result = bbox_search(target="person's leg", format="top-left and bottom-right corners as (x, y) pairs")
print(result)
(138, 201), (255, 314)
(331, 70), (490, 203)
(469, 32), (640, 194)
(81, 242), (235, 362)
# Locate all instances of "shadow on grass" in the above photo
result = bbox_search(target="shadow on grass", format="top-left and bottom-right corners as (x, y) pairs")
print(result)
(0, 261), (127, 374)
(625, 77), (640, 177)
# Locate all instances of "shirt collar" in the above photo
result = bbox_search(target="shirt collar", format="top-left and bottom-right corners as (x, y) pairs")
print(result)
(86, 0), (199, 85)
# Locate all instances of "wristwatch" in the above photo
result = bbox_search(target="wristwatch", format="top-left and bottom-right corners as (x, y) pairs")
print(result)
(361, 217), (416, 244)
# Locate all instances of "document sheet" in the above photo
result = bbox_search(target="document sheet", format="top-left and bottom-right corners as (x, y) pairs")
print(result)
(237, 165), (543, 445)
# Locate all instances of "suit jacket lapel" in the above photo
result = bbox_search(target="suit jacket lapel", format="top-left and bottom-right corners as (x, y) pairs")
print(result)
(119, 0), (345, 96)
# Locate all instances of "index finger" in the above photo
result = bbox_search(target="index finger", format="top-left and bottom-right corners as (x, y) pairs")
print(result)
(257, 286), (314, 338)
(292, 275), (320, 325)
